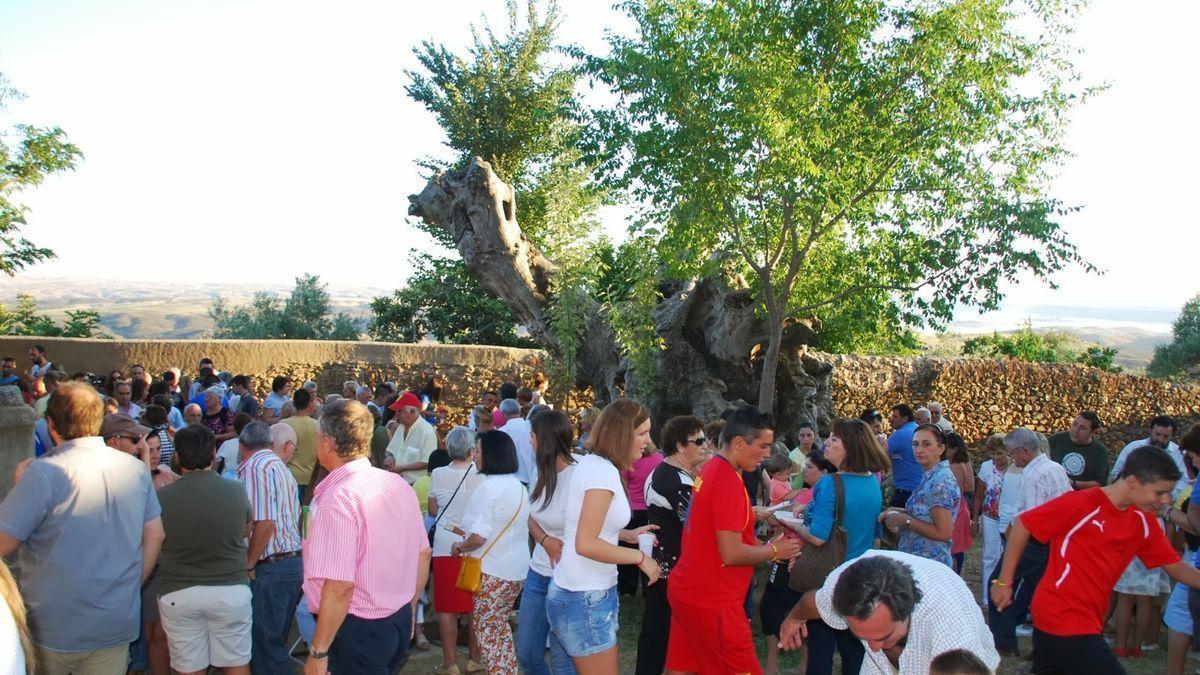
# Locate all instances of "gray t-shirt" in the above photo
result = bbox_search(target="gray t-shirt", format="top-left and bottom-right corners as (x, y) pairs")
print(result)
(0, 436), (160, 652)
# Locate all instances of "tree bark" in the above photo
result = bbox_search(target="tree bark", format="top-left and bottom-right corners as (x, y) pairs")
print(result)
(409, 157), (836, 440)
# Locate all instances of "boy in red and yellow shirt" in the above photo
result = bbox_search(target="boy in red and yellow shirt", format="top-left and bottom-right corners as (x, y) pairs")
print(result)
(993, 445), (1200, 674)
(666, 407), (801, 675)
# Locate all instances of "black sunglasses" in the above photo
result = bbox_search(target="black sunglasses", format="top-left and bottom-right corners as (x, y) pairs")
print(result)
(686, 436), (707, 446)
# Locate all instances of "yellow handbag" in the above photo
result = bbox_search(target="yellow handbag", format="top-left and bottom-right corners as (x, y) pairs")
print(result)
(455, 495), (522, 594)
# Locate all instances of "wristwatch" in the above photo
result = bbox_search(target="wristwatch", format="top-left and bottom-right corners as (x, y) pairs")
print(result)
(310, 648), (329, 660)
(904, 516), (912, 529)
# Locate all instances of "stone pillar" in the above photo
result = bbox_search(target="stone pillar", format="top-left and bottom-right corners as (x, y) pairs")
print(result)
(0, 385), (35, 501)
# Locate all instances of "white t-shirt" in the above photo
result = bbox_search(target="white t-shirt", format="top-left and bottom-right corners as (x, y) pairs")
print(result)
(529, 464), (577, 577)
(429, 464), (485, 557)
(216, 438), (241, 480)
(997, 465), (1025, 531)
(0, 596), (25, 675)
(461, 475), (531, 582)
(500, 417), (537, 486)
(977, 460), (1004, 520)
(553, 454), (631, 591)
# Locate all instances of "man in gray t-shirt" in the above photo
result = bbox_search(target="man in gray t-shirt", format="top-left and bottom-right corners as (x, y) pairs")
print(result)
(0, 382), (164, 673)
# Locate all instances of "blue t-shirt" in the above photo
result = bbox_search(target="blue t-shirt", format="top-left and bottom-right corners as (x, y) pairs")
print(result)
(888, 421), (920, 491)
(805, 473), (883, 561)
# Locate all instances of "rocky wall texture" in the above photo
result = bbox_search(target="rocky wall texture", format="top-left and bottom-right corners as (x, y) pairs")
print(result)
(822, 354), (1200, 452)
(3, 338), (1198, 453)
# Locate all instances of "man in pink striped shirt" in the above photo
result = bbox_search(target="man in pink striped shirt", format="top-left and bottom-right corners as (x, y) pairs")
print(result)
(302, 400), (431, 675)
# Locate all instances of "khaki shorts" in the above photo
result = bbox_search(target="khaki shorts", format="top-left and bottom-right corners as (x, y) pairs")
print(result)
(158, 584), (252, 671)
(36, 644), (127, 675)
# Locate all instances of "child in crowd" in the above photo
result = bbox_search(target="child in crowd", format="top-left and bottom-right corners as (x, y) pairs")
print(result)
(992, 446), (1200, 674)
(930, 649), (993, 675)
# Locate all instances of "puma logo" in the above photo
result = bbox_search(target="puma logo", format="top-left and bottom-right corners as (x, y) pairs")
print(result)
(1090, 519), (1105, 533)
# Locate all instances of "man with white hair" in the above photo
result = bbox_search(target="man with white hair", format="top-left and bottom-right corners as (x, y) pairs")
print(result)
(239, 421), (302, 675)
(342, 380), (359, 401)
(183, 403), (203, 427)
(498, 398), (536, 486)
(928, 402), (953, 432)
(987, 427), (1071, 657)
(355, 385), (377, 415)
(384, 392), (438, 484)
(914, 407), (932, 426)
(269, 423), (297, 463)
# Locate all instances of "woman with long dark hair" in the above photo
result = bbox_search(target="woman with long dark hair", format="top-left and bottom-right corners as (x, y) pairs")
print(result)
(515, 410), (578, 675)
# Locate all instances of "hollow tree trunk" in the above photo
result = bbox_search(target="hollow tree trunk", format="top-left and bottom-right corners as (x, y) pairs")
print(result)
(408, 157), (835, 440)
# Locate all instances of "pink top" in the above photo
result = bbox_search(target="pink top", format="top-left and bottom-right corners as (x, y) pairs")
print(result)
(493, 408), (507, 429)
(302, 457), (429, 619)
(624, 452), (664, 511)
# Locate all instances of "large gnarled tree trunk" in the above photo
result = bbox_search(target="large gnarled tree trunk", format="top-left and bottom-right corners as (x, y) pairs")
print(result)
(409, 157), (835, 440)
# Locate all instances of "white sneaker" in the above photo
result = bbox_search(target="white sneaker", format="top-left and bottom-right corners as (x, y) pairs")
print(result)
(1015, 624), (1033, 637)
(1140, 642), (1159, 652)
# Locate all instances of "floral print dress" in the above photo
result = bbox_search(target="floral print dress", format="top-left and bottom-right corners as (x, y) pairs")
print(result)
(898, 460), (960, 568)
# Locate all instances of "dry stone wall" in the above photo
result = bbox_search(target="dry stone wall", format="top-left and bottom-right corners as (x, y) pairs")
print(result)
(3, 338), (1198, 453)
(823, 353), (1200, 452)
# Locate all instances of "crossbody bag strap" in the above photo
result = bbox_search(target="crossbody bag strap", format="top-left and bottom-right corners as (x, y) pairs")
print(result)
(477, 489), (523, 560)
(430, 465), (473, 533)
(832, 473), (846, 527)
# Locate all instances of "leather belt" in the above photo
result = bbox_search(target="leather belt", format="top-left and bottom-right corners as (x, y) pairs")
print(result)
(259, 551), (301, 565)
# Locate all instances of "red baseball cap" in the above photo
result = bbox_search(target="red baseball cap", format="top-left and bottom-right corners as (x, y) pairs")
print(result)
(388, 391), (422, 411)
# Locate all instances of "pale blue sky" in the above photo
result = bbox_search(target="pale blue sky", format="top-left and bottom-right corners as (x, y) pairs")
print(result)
(0, 0), (1196, 331)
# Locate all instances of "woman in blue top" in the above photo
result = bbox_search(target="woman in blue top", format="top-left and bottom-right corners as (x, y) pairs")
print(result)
(779, 418), (890, 675)
(880, 424), (958, 568)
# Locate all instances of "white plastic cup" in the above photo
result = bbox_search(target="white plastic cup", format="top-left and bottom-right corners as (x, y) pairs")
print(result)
(637, 532), (656, 558)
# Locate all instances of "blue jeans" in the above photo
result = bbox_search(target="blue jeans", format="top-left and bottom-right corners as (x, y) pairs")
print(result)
(546, 582), (619, 658)
(516, 570), (576, 675)
(250, 555), (303, 675)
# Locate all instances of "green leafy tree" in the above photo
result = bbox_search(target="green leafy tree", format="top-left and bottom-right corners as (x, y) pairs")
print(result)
(368, 254), (536, 347)
(209, 274), (361, 340)
(961, 323), (1121, 373)
(582, 0), (1097, 410)
(0, 74), (84, 275)
(1148, 294), (1200, 379)
(0, 293), (108, 338)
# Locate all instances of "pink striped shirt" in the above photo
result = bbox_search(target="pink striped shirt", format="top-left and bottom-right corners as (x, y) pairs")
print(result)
(238, 449), (302, 558)
(302, 457), (429, 619)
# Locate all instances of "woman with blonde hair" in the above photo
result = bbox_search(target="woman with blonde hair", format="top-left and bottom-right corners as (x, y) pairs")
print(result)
(0, 561), (34, 674)
(548, 398), (660, 673)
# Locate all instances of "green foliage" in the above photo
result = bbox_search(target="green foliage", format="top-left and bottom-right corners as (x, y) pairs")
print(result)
(209, 274), (361, 340)
(961, 323), (1121, 372)
(406, 0), (603, 257)
(1148, 294), (1200, 379)
(0, 293), (109, 338)
(582, 0), (1097, 360)
(0, 74), (84, 275)
(368, 254), (536, 347)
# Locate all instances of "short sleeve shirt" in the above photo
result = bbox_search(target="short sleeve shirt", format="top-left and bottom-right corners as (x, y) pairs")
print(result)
(669, 456), (756, 609)
(898, 461), (959, 567)
(553, 454), (632, 591)
(528, 464), (576, 577)
(1048, 432), (1109, 486)
(978, 460), (1006, 520)
(805, 473), (884, 561)
(0, 437), (161, 651)
(157, 471), (252, 596)
(1020, 487), (1179, 636)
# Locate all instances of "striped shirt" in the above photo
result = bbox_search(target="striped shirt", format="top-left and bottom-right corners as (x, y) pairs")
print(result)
(238, 449), (302, 559)
(302, 457), (428, 619)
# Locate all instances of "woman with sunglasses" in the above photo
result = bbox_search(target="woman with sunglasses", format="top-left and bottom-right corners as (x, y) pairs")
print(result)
(880, 424), (958, 568)
(634, 415), (706, 675)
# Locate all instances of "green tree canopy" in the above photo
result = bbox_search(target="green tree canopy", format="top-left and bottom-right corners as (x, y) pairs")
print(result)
(961, 323), (1121, 373)
(581, 0), (1097, 409)
(1148, 294), (1200, 379)
(0, 74), (84, 275)
(0, 293), (108, 338)
(368, 254), (535, 347)
(209, 274), (360, 340)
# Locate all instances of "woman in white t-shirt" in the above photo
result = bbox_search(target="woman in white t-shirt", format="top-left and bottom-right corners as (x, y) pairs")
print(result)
(453, 431), (531, 675)
(547, 398), (661, 672)
(429, 426), (486, 674)
(0, 559), (30, 675)
(516, 410), (579, 675)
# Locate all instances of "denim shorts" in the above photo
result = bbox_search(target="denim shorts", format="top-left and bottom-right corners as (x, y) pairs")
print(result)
(545, 582), (619, 658)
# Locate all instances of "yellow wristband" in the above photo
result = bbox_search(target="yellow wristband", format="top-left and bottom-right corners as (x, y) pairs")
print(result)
(769, 542), (779, 561)
(991, 579), (1008, 586)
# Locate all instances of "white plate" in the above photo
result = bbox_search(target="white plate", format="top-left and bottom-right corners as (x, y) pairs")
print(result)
(774, 512), (804, 528)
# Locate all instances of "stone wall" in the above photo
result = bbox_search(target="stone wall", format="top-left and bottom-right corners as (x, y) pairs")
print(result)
(824, 353), (1200, 451)
(3, 337), (1198, 452)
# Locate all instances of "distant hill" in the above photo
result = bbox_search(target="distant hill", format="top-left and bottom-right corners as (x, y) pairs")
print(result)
(920, 325), (1169, 372)
(0, 277), (384, 339)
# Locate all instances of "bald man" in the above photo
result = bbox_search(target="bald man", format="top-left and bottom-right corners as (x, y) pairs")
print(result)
(270, 423), (297, 464)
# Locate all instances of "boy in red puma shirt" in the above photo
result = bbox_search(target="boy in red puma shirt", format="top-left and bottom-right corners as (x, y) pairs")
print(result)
(993, 446), (1200, 674)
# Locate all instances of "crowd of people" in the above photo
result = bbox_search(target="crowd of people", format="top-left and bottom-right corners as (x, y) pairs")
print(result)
(0, 345), (1198, 675)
